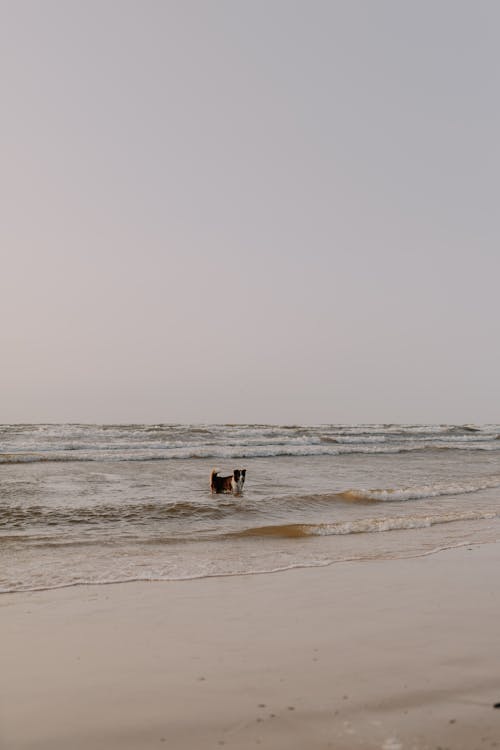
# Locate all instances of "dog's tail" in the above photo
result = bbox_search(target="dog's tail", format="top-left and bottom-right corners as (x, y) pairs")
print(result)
(210, 468), (219, 492)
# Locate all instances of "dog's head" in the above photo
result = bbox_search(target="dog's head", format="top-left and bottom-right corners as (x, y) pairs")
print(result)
(232, 468), (246, 492)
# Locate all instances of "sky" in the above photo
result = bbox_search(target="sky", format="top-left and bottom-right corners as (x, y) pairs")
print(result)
(1, 0), (499, 424)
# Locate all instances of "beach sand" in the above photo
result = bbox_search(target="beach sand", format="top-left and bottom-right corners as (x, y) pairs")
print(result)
(1, 543), (499, 750)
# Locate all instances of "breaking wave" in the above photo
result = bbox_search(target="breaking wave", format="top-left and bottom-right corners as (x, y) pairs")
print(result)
(338, 475), (500, 503)
(0, 423), (499, 463)
(231, 510), (499, 539)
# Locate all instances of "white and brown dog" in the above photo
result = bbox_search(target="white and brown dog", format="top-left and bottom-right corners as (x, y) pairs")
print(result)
(210, 468), (246, 494)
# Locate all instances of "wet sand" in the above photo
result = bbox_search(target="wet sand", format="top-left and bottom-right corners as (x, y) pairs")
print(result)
(1, 542), (500, 749)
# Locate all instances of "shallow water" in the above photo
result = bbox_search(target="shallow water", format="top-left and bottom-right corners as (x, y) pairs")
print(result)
(1, 424), (499, 592)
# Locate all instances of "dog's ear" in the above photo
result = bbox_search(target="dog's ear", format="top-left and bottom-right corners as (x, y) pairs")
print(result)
(233, 469), (241, 480)
(241, 469), (246, 477)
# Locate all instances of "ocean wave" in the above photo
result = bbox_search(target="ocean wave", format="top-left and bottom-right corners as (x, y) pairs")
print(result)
(338, 476), (500, 503)
(0, 498), (245, 530)
(230, 510), (499, 539)
(0, 495), (254, 538)
(1, 439), (499, 464)
(0, 453), (89, 464)
(1, 424), (499, 458)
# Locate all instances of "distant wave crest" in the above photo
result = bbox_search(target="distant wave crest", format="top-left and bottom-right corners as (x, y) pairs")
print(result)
(338, 476), (500, 503)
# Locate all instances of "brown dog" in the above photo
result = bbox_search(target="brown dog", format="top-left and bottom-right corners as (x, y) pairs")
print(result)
(210, 468), (246, 494)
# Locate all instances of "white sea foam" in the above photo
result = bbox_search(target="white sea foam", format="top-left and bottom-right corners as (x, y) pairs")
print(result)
(313, 510), (498, 535)
(341, 476), (500, 502)
(238, 510), (499, 538)
(1, 439), (499, 463)
(1, 422), (499, 464)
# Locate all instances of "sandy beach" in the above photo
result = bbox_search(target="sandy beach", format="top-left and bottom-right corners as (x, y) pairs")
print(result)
(1, 542), (499, 750)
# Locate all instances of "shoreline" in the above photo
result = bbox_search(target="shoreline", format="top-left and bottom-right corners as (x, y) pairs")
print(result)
(1, 542), (500, 749)
(1, 537), (493, 598)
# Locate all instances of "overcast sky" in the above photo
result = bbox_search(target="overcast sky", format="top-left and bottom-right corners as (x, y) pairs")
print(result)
(1, 0), (499, 424)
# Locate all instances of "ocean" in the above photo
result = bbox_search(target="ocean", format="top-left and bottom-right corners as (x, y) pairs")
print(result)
(1, 423), (499, 594)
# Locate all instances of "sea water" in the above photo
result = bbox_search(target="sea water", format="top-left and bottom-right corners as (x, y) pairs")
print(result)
(1, 424), (499, 593)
